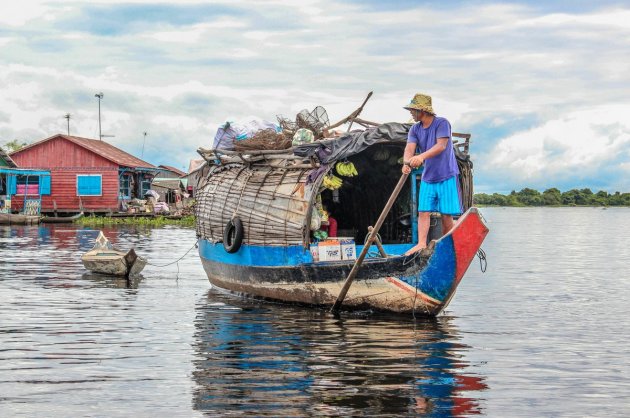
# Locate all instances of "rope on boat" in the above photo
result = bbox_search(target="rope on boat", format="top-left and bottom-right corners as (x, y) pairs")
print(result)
(146, 239), (199, 268)
(476, 247), (487, 273)
(232, 171), (253, 220)
(457, 157), (474, 211)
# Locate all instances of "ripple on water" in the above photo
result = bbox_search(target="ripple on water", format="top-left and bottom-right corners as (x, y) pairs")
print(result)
(2, 209), (630, 417)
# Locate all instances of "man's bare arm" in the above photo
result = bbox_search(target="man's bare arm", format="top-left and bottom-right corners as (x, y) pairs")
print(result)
(402, 142), (417, 174)
(409, 137), (448, 167)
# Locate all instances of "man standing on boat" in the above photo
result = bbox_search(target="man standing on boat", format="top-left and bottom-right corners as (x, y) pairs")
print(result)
(402, 93), (462, 255)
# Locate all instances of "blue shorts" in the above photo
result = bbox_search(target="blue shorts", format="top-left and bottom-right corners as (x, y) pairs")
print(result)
(418, 176), (463, 216)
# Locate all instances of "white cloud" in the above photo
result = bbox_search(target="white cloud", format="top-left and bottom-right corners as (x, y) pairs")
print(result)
(0, 1), (53, 26)
(0, 37), (15, 46)
(487, 104), (630, 188)
(152, 114), (202, 130)
(146, 19), (247, 43)
(1, 0), (630, 186)
(515, 9), (630, 30)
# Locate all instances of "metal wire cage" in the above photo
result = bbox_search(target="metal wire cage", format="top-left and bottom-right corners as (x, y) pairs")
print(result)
(277, 106), (330, 139)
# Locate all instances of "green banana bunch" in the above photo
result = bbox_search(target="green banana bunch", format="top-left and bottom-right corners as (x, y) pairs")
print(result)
(335, 161), (358, 177)
(322, 174), (343, 190)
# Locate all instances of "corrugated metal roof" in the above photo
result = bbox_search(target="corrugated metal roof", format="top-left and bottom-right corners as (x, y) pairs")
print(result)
(0, 146), (17, 167)
(11, 134), (156, 169)
(152, 178), (183, 190)
(158, 165), (186, 176)
(64, 135), (156, 168)
(187, 158), (205, 174)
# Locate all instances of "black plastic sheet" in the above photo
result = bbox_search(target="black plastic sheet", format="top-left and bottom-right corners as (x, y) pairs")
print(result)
(294, 122), (412, 164)
(294, 122), (470, 164)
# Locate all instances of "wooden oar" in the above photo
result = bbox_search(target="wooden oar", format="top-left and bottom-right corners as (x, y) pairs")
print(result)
(331, 172), (409, 313)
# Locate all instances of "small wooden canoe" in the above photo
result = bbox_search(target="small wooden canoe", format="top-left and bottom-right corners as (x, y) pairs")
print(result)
(81, 231), (147, 277)
(41, 212), (84, 223)
(0, 213), (41, 225)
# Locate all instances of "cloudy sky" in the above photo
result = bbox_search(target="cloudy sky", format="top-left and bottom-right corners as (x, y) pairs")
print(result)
(1, 0), (629, 193)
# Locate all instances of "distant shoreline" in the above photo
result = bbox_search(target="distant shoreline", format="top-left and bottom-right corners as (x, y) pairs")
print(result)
(474, 188), (630, 207)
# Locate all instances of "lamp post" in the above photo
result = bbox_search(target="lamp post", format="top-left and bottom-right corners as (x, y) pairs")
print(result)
(142, 131), (147, 158)
(95, 92), (103, 140)
(64, 113), (71, 135)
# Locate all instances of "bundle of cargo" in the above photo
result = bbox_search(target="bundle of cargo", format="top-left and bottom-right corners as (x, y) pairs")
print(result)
(233, 129), (292, 152)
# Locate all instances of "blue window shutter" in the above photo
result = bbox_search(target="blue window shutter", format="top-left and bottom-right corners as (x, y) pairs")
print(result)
(78, 176), (88, 195)
(94, 176), (102, 195)
(8, 175), (17, 195)
(78, 175), (101, 196)
(89, 176), (96, 194)
(40, 175), (51, 195)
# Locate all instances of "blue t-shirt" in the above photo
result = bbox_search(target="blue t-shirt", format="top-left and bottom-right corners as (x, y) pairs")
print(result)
(407, 116), (459, 183)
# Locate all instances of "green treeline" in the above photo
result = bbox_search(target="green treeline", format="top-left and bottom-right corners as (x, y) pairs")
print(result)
(474, 188), (630, 207)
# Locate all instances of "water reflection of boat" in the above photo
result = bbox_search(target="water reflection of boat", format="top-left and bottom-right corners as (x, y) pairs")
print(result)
(80, 272), (143, 289)
(81, 231), (147, 277)
(0, 213), (40, 225)
(192, 290), (488, 416)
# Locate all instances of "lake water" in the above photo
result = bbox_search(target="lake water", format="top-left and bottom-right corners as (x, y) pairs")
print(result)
(1, 207), (629, 417)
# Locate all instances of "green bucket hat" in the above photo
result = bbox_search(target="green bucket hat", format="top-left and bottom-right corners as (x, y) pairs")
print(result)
(403, 93), (435, 114)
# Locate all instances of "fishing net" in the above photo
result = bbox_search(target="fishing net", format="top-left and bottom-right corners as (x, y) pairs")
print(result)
(277, 106), (330, 140)
(233, 129), (292, 152)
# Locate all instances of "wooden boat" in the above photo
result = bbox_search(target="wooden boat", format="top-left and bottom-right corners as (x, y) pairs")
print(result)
(41, 212), (83, 223)
(0, 212), (40, 225)
(194, 121), (488, 316)
(81, 231), (147, 277)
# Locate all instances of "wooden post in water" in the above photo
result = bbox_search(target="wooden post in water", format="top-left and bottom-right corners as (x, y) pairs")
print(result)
(331, 172), (409, 313)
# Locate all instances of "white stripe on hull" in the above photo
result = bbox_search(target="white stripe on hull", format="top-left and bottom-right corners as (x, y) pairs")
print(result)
(203, 264), (444, 315)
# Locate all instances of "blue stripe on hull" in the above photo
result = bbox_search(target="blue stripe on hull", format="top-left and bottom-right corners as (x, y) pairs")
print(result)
(399, 235), (456, 302)
(199, 240), (311, 266)
(199, 239), (456, 304)
(198, 239), (415, 267)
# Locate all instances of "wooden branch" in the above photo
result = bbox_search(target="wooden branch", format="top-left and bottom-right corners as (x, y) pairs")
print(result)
(353, 117), (380, 127)
(327, 91), (374, 130)
(200, 147), (296, 156)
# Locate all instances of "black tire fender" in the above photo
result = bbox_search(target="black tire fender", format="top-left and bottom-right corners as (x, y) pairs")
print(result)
(223, 217), (244, 253)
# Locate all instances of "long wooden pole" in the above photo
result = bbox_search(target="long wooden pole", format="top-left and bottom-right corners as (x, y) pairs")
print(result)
(346, 91), (373, 132)
(331, 172), (409, 313)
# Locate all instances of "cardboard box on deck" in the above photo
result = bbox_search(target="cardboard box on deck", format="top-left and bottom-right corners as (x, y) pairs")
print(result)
(339, 237), (356, 260)
(318, 239), (341, 261)
(309, 244), (319, 262)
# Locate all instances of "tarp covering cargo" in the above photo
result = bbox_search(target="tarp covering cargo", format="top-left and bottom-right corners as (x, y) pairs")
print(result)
(293, 122), (412, 164)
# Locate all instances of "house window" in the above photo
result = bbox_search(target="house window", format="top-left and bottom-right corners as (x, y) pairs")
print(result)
(16, 175), (40, 195)
(119, 175), (131, 199)
(140, 177), (152, 197)
(77, 174), (102, 196)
